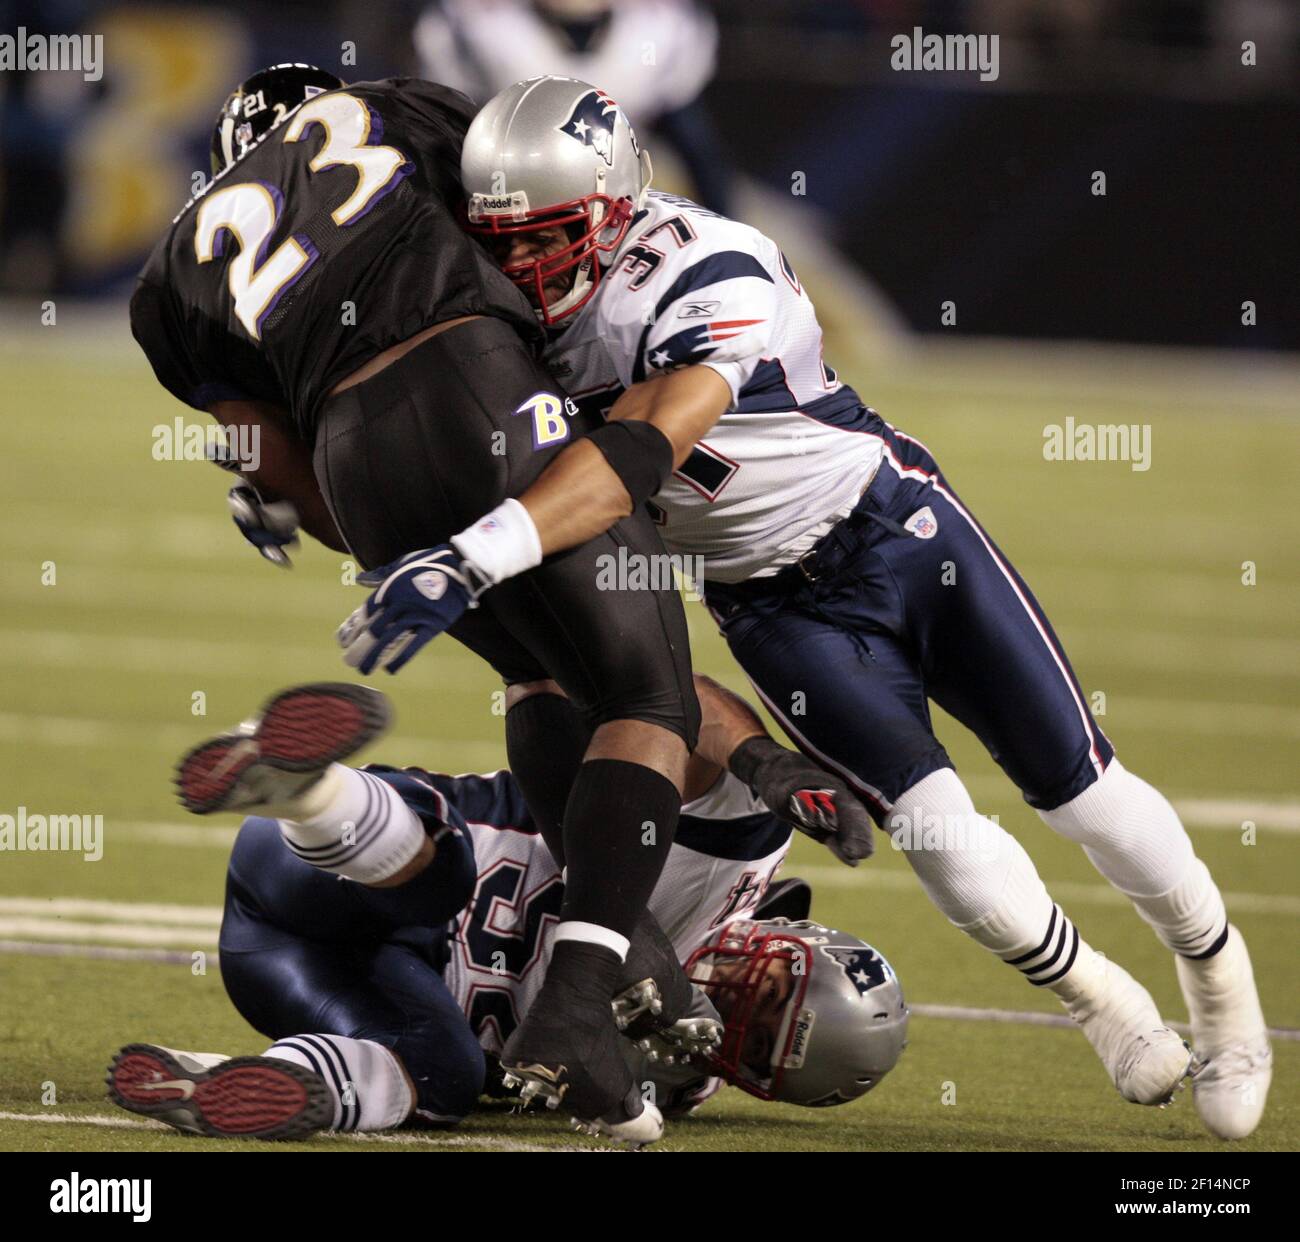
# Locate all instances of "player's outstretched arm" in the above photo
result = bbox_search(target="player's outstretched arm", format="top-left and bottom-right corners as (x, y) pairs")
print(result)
(516, 365), (733, 558)
(449, 365), (732, 588)
(692, 675), (875, 866)
(338, 367), (731, 675)
(500, 674), (873, 864)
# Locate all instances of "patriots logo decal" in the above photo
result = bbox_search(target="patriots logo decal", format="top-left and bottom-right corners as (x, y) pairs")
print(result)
(648, 319), (765, 371)
(820, 945), (891, 997)
(558, 89), (621, 167)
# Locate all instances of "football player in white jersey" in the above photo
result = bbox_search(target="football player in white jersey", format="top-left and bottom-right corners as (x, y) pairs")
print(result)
(382, 75), (1268, 1140)
(107, 681), (903, 1143)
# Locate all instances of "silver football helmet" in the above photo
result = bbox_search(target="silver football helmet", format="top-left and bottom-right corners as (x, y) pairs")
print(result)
(685, 918), (909, 1107)
(461, 75), (653, 324)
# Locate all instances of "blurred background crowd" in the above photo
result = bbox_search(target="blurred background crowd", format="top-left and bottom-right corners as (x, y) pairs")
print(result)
(2, 0), (1296, 349)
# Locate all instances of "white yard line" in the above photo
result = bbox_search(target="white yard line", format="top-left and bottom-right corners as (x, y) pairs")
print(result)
(0, 918), (218, 947)
(94, 801), (1300, 858)
(1056, 627), (1300, 680)
(8, 565), (1300, 629)
(0, 566), (345, 619)
(0, 846), (1296, 969)
(0, 712), (502, 768)
(5, 693), (1300, 757)
(0, 940), (196, 965)
(5, 612), (1294, 685)
(1101, 697), (1300, 740)
(109, 822), (239, 849)
(0, 897), (221, 924)
(1173, 798), (1300, 832)
(0, 712), (196, 749)
(905, 1003), (1300, 1042)
(0, 1111), (598, 1152)
(796, 864), (1300, 916)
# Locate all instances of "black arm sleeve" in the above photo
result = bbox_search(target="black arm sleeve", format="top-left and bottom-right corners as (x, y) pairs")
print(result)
(586, 419), (675, 509)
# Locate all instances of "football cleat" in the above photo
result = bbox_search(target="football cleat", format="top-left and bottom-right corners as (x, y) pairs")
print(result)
(1063, 955), (1193, 1105)
(569, 1110), (663, 1149)
(617, 983), (723, 1066)
(501, 946), (665, 1147)
(613, 912), (721, 1062)
(1176, 924), (1272, 1139)
(174, 682), (390, 815)
(107, 1044), (332, 1140)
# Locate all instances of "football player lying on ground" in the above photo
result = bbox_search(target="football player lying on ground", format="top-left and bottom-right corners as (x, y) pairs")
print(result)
(327, 75), (1268, 1139)
(133, 62), (791, 1145)
(107, 680), (897, 1141)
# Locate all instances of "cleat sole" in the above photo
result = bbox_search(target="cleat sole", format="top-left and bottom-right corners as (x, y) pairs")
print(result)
(175, 683), (390, 815)
(107, 1044), (332, 1140)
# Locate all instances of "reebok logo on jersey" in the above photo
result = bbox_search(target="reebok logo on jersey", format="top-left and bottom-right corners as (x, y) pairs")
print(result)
(904, 506), (939, 539)
(677, 300), (720, 319)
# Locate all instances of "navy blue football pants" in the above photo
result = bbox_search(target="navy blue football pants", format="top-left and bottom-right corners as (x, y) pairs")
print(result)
(218, 772), (485, 1126)
(704, 422), (1113, 823)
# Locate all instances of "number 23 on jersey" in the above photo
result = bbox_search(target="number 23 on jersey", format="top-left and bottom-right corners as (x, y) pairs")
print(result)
(193, 92), (411, 339)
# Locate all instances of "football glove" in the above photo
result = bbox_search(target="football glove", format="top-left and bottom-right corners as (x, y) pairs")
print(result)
(338, 545), (489, 676)
(729, 736), (875, 866)
(227, 483), (300, 569)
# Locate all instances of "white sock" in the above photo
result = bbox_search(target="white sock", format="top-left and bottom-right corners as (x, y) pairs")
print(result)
(264, 1034), (413, 1131)
(553, 920), (630, 961)
(890, 769), (1098, 995)
(275, 765), (426, 886)
(1039, 760), (1228, 958)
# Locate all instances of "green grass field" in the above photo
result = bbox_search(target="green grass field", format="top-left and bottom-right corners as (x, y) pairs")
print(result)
(1, 317), (1296, 1152)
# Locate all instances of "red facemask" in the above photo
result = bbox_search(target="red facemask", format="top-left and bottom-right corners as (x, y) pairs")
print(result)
(685, 921), (814, 1100)
(466, 192), (635, 326)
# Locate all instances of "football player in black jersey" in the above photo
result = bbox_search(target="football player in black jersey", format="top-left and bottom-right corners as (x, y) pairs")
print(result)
(130, 64), (702, 1144)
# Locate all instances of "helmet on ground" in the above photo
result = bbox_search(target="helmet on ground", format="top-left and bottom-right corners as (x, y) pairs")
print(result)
(685, 918), (909, 1107)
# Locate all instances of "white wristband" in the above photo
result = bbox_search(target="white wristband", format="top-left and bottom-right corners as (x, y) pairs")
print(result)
(451, 497), (543, 586)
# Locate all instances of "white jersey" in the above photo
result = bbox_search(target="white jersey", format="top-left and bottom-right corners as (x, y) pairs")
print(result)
(442, 769), (791, 1057)
(547, 190), (884, 583)
(415, 0), (716, 121)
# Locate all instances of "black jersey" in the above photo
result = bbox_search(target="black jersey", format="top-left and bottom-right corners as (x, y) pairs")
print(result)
(131, 77), (541, 436)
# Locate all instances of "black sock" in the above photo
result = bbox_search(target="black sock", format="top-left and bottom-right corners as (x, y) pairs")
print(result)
(559, 758), (681, 941)
(543, 938), (625, 1003)
(504, 691), (593, 869)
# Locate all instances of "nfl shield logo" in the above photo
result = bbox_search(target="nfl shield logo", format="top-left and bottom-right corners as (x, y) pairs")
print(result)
(904, 506), (939, 539)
